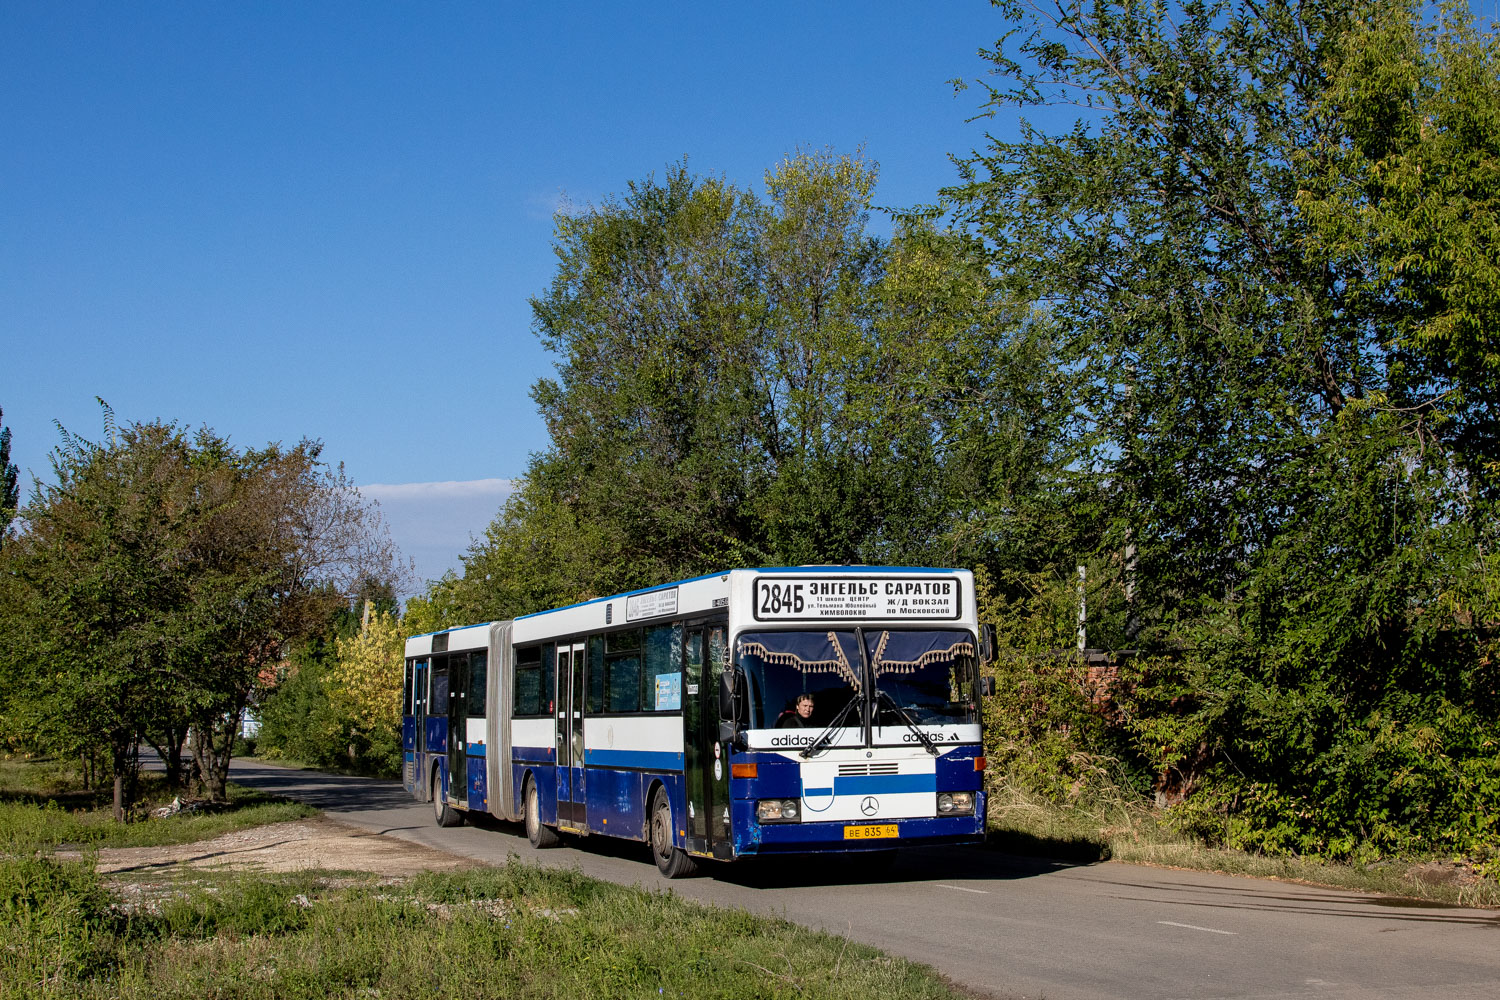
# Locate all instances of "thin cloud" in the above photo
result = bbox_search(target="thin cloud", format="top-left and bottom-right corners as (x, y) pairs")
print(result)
(361, 478), (517, 501)
(524, 188), (576, 221)
(359, 478), (517, 583)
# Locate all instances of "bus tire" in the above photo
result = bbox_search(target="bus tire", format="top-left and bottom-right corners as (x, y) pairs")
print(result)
(524, 776), (560, 849)
(432, 770), (462, 828)
(649, 787), (697, 879)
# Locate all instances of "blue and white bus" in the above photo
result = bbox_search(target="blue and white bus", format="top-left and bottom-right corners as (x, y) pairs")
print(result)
(401, 566), (991, 877)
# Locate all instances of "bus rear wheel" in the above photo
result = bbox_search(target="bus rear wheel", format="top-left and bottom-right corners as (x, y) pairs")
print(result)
(649, 788), (697, 879)
(524, 777), (560, 849)
(432, 771), (462, 828)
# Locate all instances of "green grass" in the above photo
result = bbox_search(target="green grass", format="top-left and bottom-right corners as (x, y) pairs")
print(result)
(984, 779), (1500, 908)
(0, 757), (316, 853)
(1, 756), (971, 998)
(0, 858), (969, 1000)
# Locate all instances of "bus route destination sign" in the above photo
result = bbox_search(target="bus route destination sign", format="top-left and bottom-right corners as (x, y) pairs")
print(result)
(752, 576), (961, 622)
(626, 586), (679, 622)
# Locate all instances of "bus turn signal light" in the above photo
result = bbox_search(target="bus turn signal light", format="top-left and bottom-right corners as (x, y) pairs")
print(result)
(731, 763), (758, 779)
(974, 756), (987, 771)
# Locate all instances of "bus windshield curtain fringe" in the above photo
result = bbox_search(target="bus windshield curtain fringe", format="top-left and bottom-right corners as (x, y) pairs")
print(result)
(737, 633), (861, 690)
(869, 630), (975, 677)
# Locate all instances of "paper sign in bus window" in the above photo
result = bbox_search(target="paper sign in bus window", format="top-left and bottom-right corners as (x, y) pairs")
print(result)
(656, 672), (682, 711)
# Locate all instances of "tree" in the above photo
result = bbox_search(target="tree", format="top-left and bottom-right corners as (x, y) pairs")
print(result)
(0, 409), (405, 812)
(329, 608), (405, 772)
(450, 151), (1044, 621)
(5, 417), (204, 817)
(181, 441), (407, 802)
(945, 0), (1500, 860)
(0, 406), (17, 542)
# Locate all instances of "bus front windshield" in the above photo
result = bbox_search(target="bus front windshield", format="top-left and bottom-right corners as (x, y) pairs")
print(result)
(736, 629), (977, 732)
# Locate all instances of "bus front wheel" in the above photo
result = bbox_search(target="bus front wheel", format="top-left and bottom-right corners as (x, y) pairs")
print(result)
(649, 788), (697, 879)
(524, 777), (560, 849)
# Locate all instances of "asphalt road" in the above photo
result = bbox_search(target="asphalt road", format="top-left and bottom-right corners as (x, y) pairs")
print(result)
(226, 757), (1499, 1000)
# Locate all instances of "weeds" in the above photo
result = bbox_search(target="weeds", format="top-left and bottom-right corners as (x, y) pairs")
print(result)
(0, 758), (315, 853)
(985, 772), (1500, 908)
(0, 860), (965, 999)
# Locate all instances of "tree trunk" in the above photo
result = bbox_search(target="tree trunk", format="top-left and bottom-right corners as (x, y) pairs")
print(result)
(190, 705), (242, 804)
(111, 745), (127, 822)
(146, 722), (188, 789)
(109, 737), (140, 821)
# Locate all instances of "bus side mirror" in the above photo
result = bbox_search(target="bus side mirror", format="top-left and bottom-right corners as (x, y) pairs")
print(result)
(718, 669), (738, 721)
(979, 676), (996, 698)
(979, 623), (996, 665)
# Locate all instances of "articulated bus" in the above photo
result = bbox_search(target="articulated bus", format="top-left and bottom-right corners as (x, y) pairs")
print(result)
(401, 566), (990, 876)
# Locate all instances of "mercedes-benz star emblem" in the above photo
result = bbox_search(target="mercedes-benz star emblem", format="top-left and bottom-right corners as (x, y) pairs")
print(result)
(860, 796), (879, 816)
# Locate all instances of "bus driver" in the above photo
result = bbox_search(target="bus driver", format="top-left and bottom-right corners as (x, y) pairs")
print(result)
(776, 693), (815, 728)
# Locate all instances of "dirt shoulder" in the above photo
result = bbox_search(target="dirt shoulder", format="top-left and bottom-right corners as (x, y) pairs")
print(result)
(71, 815), (476, 878)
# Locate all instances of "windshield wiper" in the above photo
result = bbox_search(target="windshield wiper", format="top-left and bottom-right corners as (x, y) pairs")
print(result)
(799, 692), (862, 759)
(876, 690), (941, 756)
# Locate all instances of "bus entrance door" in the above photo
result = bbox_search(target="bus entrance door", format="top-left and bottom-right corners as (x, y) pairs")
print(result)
(447, 652), (468, 806)
(705, 625), (732, 857)
(684, 629), (707, 855)
(555, 643), (586, 830)
(410, 658), (428, 792)
(686, 624), (732, 859)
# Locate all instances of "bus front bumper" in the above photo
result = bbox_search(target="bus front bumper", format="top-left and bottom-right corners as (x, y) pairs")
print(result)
(733, 803), (987, 856)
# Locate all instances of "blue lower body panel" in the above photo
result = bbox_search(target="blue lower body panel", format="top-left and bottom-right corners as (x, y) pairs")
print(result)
(466, 754), (486, 811)
(507, 763), (686, 843)
(731, 792), (987, 855)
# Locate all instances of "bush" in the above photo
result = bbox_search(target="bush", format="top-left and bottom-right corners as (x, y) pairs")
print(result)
(0, 855), (116, 984)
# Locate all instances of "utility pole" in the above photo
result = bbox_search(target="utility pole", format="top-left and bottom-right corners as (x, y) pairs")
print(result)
(1077, 564), (1087, 654)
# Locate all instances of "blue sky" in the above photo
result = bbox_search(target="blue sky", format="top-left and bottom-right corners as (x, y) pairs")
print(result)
(1, 1), (1016, 581)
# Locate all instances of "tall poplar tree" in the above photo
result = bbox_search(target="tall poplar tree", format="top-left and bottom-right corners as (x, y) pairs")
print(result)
(0, 406), (18, 542)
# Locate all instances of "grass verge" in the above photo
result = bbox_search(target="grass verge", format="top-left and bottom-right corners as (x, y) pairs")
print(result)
(0, 757), (316, 853)
(1, 858), (969, 1000)
(985, 779), (1500, 908)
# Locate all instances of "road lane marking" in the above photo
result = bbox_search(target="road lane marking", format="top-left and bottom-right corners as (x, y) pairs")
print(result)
(936, 884), (990, 894)
(1157, 920), (1236, 936)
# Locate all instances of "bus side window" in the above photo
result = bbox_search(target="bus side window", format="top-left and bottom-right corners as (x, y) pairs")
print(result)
(643, 625), (682, 711)
(606, 629), (641, 713)
(414, 658), (428, 715)
(403, 659), (413, 715)
(541, 643), (556, 713)
(514, 646), (541, 715)
(430, 655), (449, 711)
(587, 635), (605, 713)
(468, 651), (487, 718)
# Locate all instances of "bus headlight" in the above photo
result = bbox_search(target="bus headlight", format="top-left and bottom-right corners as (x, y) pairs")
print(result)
(757, 799), (800, 823)
(936, 791), (974, 816)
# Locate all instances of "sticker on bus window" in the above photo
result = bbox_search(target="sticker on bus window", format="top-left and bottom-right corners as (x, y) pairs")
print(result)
(655, 672), (682, 711)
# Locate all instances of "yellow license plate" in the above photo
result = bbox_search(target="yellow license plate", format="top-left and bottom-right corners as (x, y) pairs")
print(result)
(843, 824), (899, 840)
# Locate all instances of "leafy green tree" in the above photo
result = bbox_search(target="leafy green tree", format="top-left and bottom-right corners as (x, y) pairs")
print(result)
(180, 441), (406, 801)
(452, 151), (1045, 620)
(0, 406), (17, 542)
(4, 417), (202, 817)
(947, 0), (1500, 861)
(0, 410), (404, 811)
